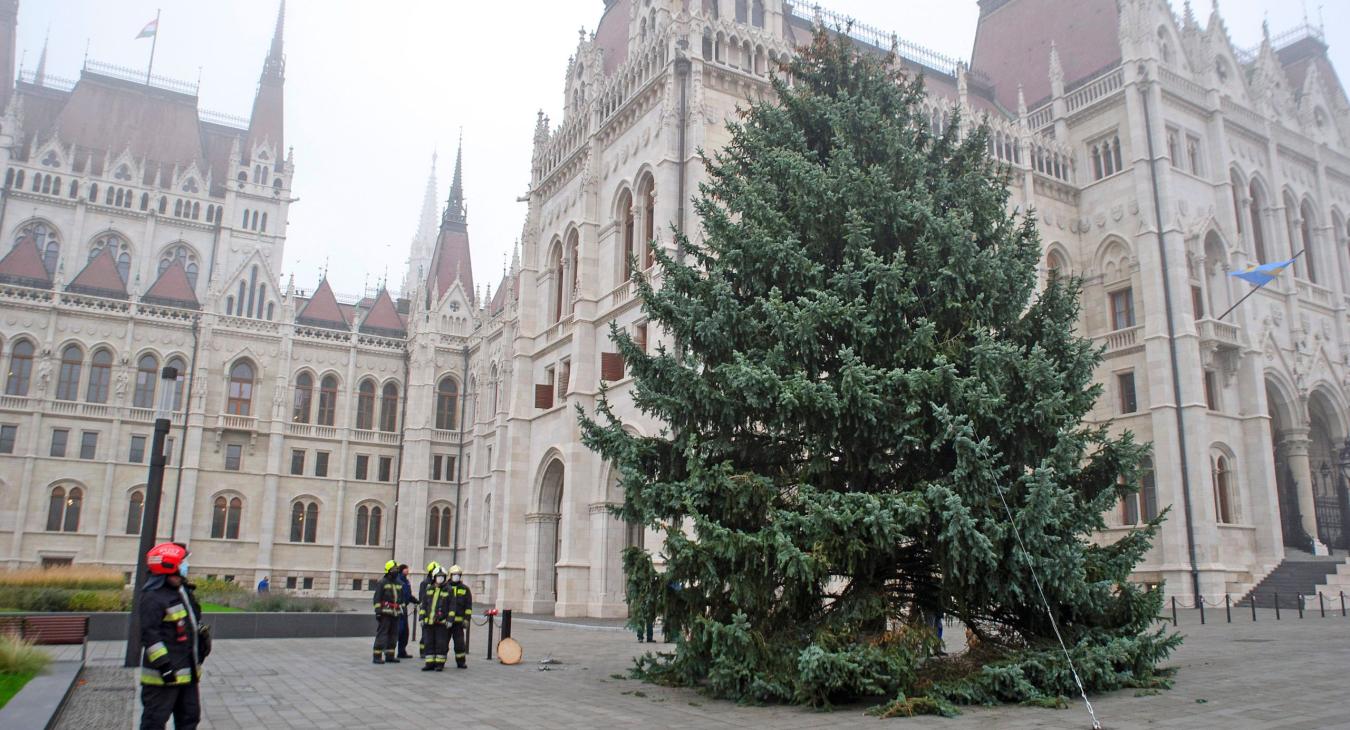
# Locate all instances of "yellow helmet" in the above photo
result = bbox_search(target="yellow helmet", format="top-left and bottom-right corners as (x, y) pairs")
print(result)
(448, 564), (463, 575)
(384, 559), (397, 572)
(426, 561), (440, 574)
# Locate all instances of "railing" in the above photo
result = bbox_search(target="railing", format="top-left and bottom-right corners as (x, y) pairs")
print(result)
(1098, 325), (1142, 354)
(288, 423), (312, 437)
(83, 59), (199, 96)
(1065, 68), (1124, 113)
(791, 3), (966, 76)
(79, 403), (112, 419)
(49, 400), (78, 415)
(199, 109), (250, 129)
(217, 315), (281, 336)
(0, 395), (29, 411)
(352, 429), (400, 444)
(17, 68), (77, 91)
(1235, 22), (1325, 64)
(377, 432), (399, 445)
(1297, 279), (1334, 308)
(1163, 591), (1350, 625)
(218, 414), (257, 431)
(1159, 66), (1208, 107)
(1026, 104), (1053, 131)
(433, 429), (461, 444)
(1196, 317), (1241, 349)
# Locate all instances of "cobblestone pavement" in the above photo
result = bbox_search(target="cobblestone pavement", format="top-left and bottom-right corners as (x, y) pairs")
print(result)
(48, 610), (1350, 729)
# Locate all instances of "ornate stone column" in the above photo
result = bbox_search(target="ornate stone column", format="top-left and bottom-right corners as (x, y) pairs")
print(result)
(1281, 427), (1328, 555)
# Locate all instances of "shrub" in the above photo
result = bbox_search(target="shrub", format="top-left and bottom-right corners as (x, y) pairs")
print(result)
(0, 635), (51, 675)
(0, 567), (124, 591)
(0, 587), (129, 612)
(66, 590), (131, 612)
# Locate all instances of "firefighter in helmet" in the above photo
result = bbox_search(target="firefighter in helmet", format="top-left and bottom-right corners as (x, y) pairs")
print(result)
(419, 566), (452, 671)
(447, 564), (473, 668)
(372, 560), (402, 663)
(417, 560), (439, 657)
(138, 542), (211, 730)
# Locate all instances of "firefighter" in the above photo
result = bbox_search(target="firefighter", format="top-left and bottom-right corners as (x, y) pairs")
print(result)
(372, 560), (402, 663)
(417, 560), (439, 657)
(419, 566), (452, 671)
(447, 564), (473, 668)
(138, 542), (211, 730)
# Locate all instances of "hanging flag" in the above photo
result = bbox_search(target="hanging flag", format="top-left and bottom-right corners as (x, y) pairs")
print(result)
(1229, 257), (1297, 288)
(136, 18), (158, 39)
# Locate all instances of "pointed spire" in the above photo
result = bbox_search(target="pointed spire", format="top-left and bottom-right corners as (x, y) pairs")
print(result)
(248, 0), (286, 156)
(34, 28), (48, 85)
(266, 0), (286, 79)
(416, 151), (439, 246)
(1048, 40), (1065, 96)
(443, 132), (466, 227)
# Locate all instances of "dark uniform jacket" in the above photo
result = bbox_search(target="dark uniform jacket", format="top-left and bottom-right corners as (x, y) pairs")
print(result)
(448, 580), (473, 623)
(373, 573), (401, 616)
(139, 577), (210, 686)
(419, 583), (453, 625)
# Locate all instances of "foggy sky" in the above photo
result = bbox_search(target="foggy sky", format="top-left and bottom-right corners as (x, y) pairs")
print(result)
(16, 1), (1348, 302)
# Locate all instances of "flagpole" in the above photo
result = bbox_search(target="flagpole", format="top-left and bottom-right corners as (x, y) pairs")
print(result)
(1216, 248), (1305, 321)
(145, 8), (160, 86)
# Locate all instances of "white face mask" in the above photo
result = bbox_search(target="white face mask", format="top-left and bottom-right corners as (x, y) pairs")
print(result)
(434, 575), (446, 585)
(451, 574), (461, 583)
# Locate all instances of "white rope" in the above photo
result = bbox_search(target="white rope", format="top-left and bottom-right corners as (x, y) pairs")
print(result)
(992, 483), (1103, 730)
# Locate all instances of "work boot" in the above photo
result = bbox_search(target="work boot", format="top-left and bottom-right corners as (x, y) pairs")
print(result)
(422, 663), (436, 671)
(435, 665), (444, 672)
(385, 653), (399, 663)
(373, 656), (384, 664)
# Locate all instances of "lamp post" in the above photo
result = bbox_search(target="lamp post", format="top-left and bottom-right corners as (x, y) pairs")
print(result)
(124, 365), (179, 667)
(1336, 438), (1350, 554)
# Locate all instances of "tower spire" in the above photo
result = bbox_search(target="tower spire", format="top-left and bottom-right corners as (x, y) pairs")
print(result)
(403, 151), (440, 295)
(34, 28), (48, 85)
(248, 0), (286, 155)
(444, 131), (465, 227)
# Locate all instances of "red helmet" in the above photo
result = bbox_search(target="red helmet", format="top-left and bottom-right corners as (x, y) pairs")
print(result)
(146, 542), (188, 576)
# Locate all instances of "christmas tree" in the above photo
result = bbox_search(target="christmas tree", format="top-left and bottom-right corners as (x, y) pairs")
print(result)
(580, 28), (1178, 713)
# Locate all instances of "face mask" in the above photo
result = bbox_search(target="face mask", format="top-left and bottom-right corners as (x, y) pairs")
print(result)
(435, 576), (446, 585)
(177, 560), (189, 578)
(451, 574), (461, 583)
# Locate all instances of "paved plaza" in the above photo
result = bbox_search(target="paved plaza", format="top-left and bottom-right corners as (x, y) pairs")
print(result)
(46, 611), (1350, 729)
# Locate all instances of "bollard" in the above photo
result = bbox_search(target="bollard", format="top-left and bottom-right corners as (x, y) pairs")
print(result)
(1275, 592), (1281, 620)
(1320, 592), (1326, 618)
(486, 611), (495, 660)
(1250, 594), (1257, 622)
(502, 608), (512, 640)
(1297, 594), (1304, 619)
(1225, 594), (1231, 624)
(1171, 596), (1178, 626)
(1198, 595), (1205, 624)
(1342, 592), (1347, 618)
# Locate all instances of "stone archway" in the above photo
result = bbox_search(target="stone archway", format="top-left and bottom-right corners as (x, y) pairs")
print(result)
(1307, 391), (1349, 551)
(531, 459), (565, 608)
(1267, 378), (1317, 551)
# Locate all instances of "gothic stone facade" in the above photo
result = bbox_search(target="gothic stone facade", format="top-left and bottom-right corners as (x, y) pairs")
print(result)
(2, 0), (1350, 614)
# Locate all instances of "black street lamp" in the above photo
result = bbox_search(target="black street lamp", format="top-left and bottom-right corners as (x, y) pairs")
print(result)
(124, 365), (179, 667)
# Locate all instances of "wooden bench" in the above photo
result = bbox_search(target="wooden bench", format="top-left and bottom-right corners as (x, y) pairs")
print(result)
(0, 615), (88, 661)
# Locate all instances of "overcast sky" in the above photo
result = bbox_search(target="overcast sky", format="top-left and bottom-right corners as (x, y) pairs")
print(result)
(16, 1), (1348, 301)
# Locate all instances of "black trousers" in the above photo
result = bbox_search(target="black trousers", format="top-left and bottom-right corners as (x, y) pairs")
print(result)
(140, 683), (201, 730)
(423, 623), (449, 665)
(373, 614), (399, 656)
(397, 611), (410, 655)
(450, 621), (467, 667)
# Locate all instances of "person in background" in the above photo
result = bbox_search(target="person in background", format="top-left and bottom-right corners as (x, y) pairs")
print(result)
(396, 564), (414, 659)
(371, 560), (402, 664)
(447, 565), (473, 669)
(139, 542), (211, 730)
(256, 575), (269, 594)
(419, 566), (452, 671)
(417, 561), (439, 657)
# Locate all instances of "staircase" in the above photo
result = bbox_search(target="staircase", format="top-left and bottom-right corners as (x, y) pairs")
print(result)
(1239, 550), (1349, 608)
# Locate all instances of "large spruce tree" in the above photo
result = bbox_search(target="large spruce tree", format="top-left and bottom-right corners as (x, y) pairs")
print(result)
(581, 29), (1178, 712)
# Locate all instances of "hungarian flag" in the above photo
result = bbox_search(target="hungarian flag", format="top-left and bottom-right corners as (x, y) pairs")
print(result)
(136, 18), (158, 39)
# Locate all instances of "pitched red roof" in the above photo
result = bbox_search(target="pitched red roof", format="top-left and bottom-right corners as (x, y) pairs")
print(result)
(54, 73), (205, 170)
(0, 235), (53, 289)
(1278, 37), (1348, 108)
(67, 248), (128, 299)
(970, 0), (1121, 111)
(296, 278), (349, 329)
(594, 0), (632, 76)
(359, 289), (406, 337)
(143, 260), (200, 309)
(428, 226), (474, 302)
(488, 271), (519, 316)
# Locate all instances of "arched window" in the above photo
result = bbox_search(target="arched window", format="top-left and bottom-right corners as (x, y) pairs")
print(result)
(1300, 201), (1318, 284)
(549, 240), (564, 323)
(355, 379), (376, 430)
(1213, 455), (1235, 524)
(1121, 457), (1158, 525)
(317, 375), (338, 426)
(126, 490), (144, 535)
(17, 221), (60, 274)
(435, 376), (459, 430)
(211, 495), (243, 539)
(489, 365), (499, 415)
(379, 382), (399, 432)
(5, 339), (35, 396)
(618, 190), (635, 281)
(56, 344), (83, 401)
(427, 504), (452, 547)
(735, 0), (747, 22)
(482, 493), (493, 544)
(166, 357), (187, 411)
(1229, 170), (1245, 236)
(86, 348), (112, 403)
(227, 360), (255, 416)
(1046, 250), (1067, 279)
(47, 485), (82, 532)
(355, 503), (383, 546)
(752, 0), (764, 26)
(158, 244), (201, 290)
(566, 230), (580, 315)
(292, 372), (313, 423)
(133, 354), (158, 408)
(290, 500), (319, 543)
(1249, 181), (1268, 263)
(90, 233), (132, 282)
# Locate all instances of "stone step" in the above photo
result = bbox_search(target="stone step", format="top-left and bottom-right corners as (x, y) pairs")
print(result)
(1239, 556), (1350, 608)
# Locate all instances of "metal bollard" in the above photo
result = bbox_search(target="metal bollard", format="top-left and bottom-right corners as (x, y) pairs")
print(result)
(501, 609), (512, 640)
(1297, 594), (1304, 619)
(1275, 592), (1281, 620)
(1198, 595), (1205, 624)
(1342, 592), (1347, 618)
(1171, 596), (1178, 626)
(1250, 594), (1257, 622)
(1225, 594), (1231, 623)
(486, 611), (496, 660)
(1320, 592), (1326, 618)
